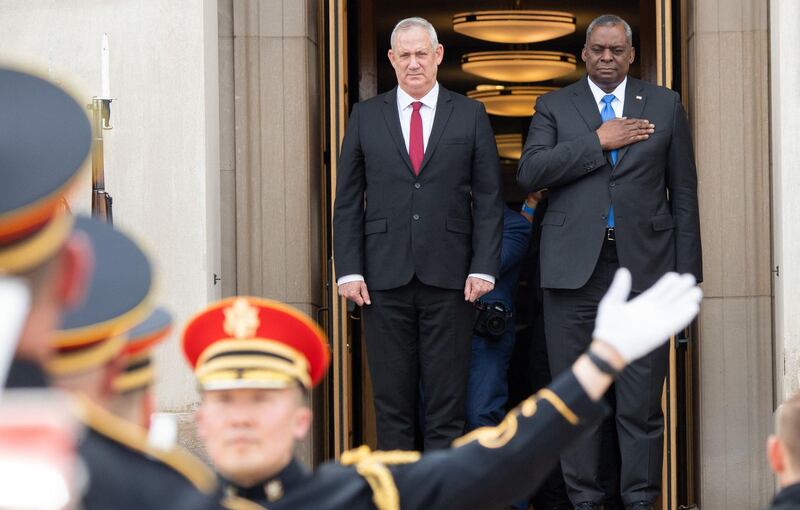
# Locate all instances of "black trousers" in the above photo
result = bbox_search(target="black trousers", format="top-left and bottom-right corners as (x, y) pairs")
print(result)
(543, 240), (668, 506)
(363, 276), (473, 451)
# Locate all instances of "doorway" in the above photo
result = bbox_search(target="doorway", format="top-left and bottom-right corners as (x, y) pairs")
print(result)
(321, 1), (696, 507)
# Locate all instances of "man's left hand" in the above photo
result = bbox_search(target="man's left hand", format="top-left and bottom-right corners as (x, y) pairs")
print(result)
(464, 276), (494, 302)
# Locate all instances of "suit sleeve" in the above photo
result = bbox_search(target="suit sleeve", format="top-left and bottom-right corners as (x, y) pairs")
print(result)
(392, 370), (606, 510)
(666, 95), (703, 282)
(469, 103), (504, 278)
(517, 97), (606, 191)
(333, 103), (366, 279)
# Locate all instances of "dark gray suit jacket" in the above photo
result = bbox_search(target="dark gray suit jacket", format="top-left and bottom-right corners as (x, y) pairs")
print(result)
(517, 76), (702, 292)
(334, 85), (503, 291)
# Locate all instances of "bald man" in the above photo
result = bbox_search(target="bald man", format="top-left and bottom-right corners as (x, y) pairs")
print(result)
(766, 393), (800, 509)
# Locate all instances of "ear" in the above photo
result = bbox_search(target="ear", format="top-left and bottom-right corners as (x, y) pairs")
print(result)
(434, 44), (444, 65)
(387, 49), (397, 69)
(768, 435), (785, 475)
(195, 402), (208, 440)
(98, 355), (125, 401)
(581, 45), (589, 63)
(629, 47), (636, 64)
(292, 406), (313, 441)
(55, 232), (93, 309)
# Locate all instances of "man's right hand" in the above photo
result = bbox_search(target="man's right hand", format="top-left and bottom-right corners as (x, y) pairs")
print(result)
(596, 117), (655, 150)
(338, 280), (371, 306)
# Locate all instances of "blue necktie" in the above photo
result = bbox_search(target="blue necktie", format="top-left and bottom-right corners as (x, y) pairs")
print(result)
(601, 94), (617, 228)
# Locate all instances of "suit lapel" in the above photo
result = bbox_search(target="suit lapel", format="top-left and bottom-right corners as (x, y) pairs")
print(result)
(382, 87), (415, 174)
(615, 78), (647, 167)
(417, 86), (453, 176)
(571, 79), (603, 132)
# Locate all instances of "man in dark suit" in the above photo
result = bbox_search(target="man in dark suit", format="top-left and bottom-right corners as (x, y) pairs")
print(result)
(334, 17), (503, 450)
(516, 14), (702, 510)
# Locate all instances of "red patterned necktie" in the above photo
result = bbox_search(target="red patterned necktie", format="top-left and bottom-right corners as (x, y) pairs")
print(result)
(409, 101), (424, 174)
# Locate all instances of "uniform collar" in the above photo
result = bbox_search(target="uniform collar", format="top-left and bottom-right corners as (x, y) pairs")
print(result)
(773, 481), (800, 505)
(224, 458), (311, 505)
(4, 358), (49, 388)
(397, 82), (439, 111)
(587, 75), (627, 106)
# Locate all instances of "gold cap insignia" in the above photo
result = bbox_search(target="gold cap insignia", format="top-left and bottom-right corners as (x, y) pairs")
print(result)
(223, 298), (260, 339)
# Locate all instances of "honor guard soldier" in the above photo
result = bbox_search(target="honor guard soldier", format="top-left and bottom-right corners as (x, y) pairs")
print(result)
(109, 307), (172, 429)
(184, 269), (702, 510)
(48, 217), (223, 510)
(0, 65), (93, 388)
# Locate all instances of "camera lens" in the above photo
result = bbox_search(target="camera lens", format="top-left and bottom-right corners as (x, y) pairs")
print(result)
(486, 316), (506, 336)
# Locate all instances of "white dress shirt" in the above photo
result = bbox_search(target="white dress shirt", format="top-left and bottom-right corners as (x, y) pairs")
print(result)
(587, 76), (627, 117)
(337, 82), (494, 287)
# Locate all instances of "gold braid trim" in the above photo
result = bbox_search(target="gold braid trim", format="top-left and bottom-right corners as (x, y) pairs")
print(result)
(339, 446), (421, 510)
(222, 495), (269, 510)
(354, 459), (399, 510)
(452, 410), (519, 449)
(452, 387), (579, 449)
(537, 388), (579, 425)
(340, 445), (421, 466)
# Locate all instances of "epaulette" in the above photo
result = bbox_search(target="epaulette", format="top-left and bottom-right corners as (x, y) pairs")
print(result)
(340, 445), (421, 510)
(222, 495), (268, 510)
(73, 395), (218, 495)
(452, 387), (580, 449)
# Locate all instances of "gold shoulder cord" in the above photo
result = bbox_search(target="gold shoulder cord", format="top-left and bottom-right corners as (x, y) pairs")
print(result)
(341, 445), (422, 510)
(452, 388), (580, 449)
(222, 495), (269, 510)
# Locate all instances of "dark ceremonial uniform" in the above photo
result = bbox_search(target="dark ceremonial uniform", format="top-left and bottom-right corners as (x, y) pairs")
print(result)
(77, 396), (222, 510)
(221, 459), (311, 508)
(238, 371), (603, 510)
(46, 218), (224, 510)
(768, 482), (800, 510)
(183, 298), (604, 510)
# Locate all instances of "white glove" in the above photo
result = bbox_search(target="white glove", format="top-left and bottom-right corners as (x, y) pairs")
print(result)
(0, 276), (31, 393)
(592, 268), (702, 363)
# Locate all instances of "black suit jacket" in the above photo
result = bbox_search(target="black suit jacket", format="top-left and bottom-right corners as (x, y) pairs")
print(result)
(334, 85), (503, 291)
(517, 76), (702, 292)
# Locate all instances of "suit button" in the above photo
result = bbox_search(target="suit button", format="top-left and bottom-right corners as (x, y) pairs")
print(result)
(414, 183), (421, 189)
(413, 214), (420, 221)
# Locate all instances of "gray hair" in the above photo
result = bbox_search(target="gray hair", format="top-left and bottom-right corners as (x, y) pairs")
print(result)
(390, 17), (439, 51)
(586, 14), (633, 46)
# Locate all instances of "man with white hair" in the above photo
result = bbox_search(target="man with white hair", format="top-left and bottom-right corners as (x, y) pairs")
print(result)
(334, 16), (503, 451)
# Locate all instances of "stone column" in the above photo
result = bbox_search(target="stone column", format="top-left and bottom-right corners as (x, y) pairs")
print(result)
(687, 0), (774, 506)
(230, 0), (323, 465)
(770, 0), (800, 404)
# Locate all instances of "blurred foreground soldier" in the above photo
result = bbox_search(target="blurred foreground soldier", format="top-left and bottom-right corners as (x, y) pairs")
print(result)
(766, 394), (800, 509)
(0, 66), (93, 388)
(109, 307), (172, 429)
(185, 268), (701, 510)
(49, 217), (220, 510)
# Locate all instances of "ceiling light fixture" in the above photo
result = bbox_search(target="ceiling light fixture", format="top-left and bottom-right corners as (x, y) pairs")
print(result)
(461, 51), (576, 83)
(453, 10), (576, 44)
(495, 133), (523, 160)
(467, 85), (557, 117)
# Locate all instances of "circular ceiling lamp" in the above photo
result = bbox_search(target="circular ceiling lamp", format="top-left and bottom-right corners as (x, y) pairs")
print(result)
(461, 51), (576, 83)
(495, 133), (523, 160)
(453, 10), (576, 44)
(467, 85), (557, 117)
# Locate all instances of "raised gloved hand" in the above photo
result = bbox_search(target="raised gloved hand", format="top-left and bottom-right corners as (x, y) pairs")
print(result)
(592, 268), (702, 363)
